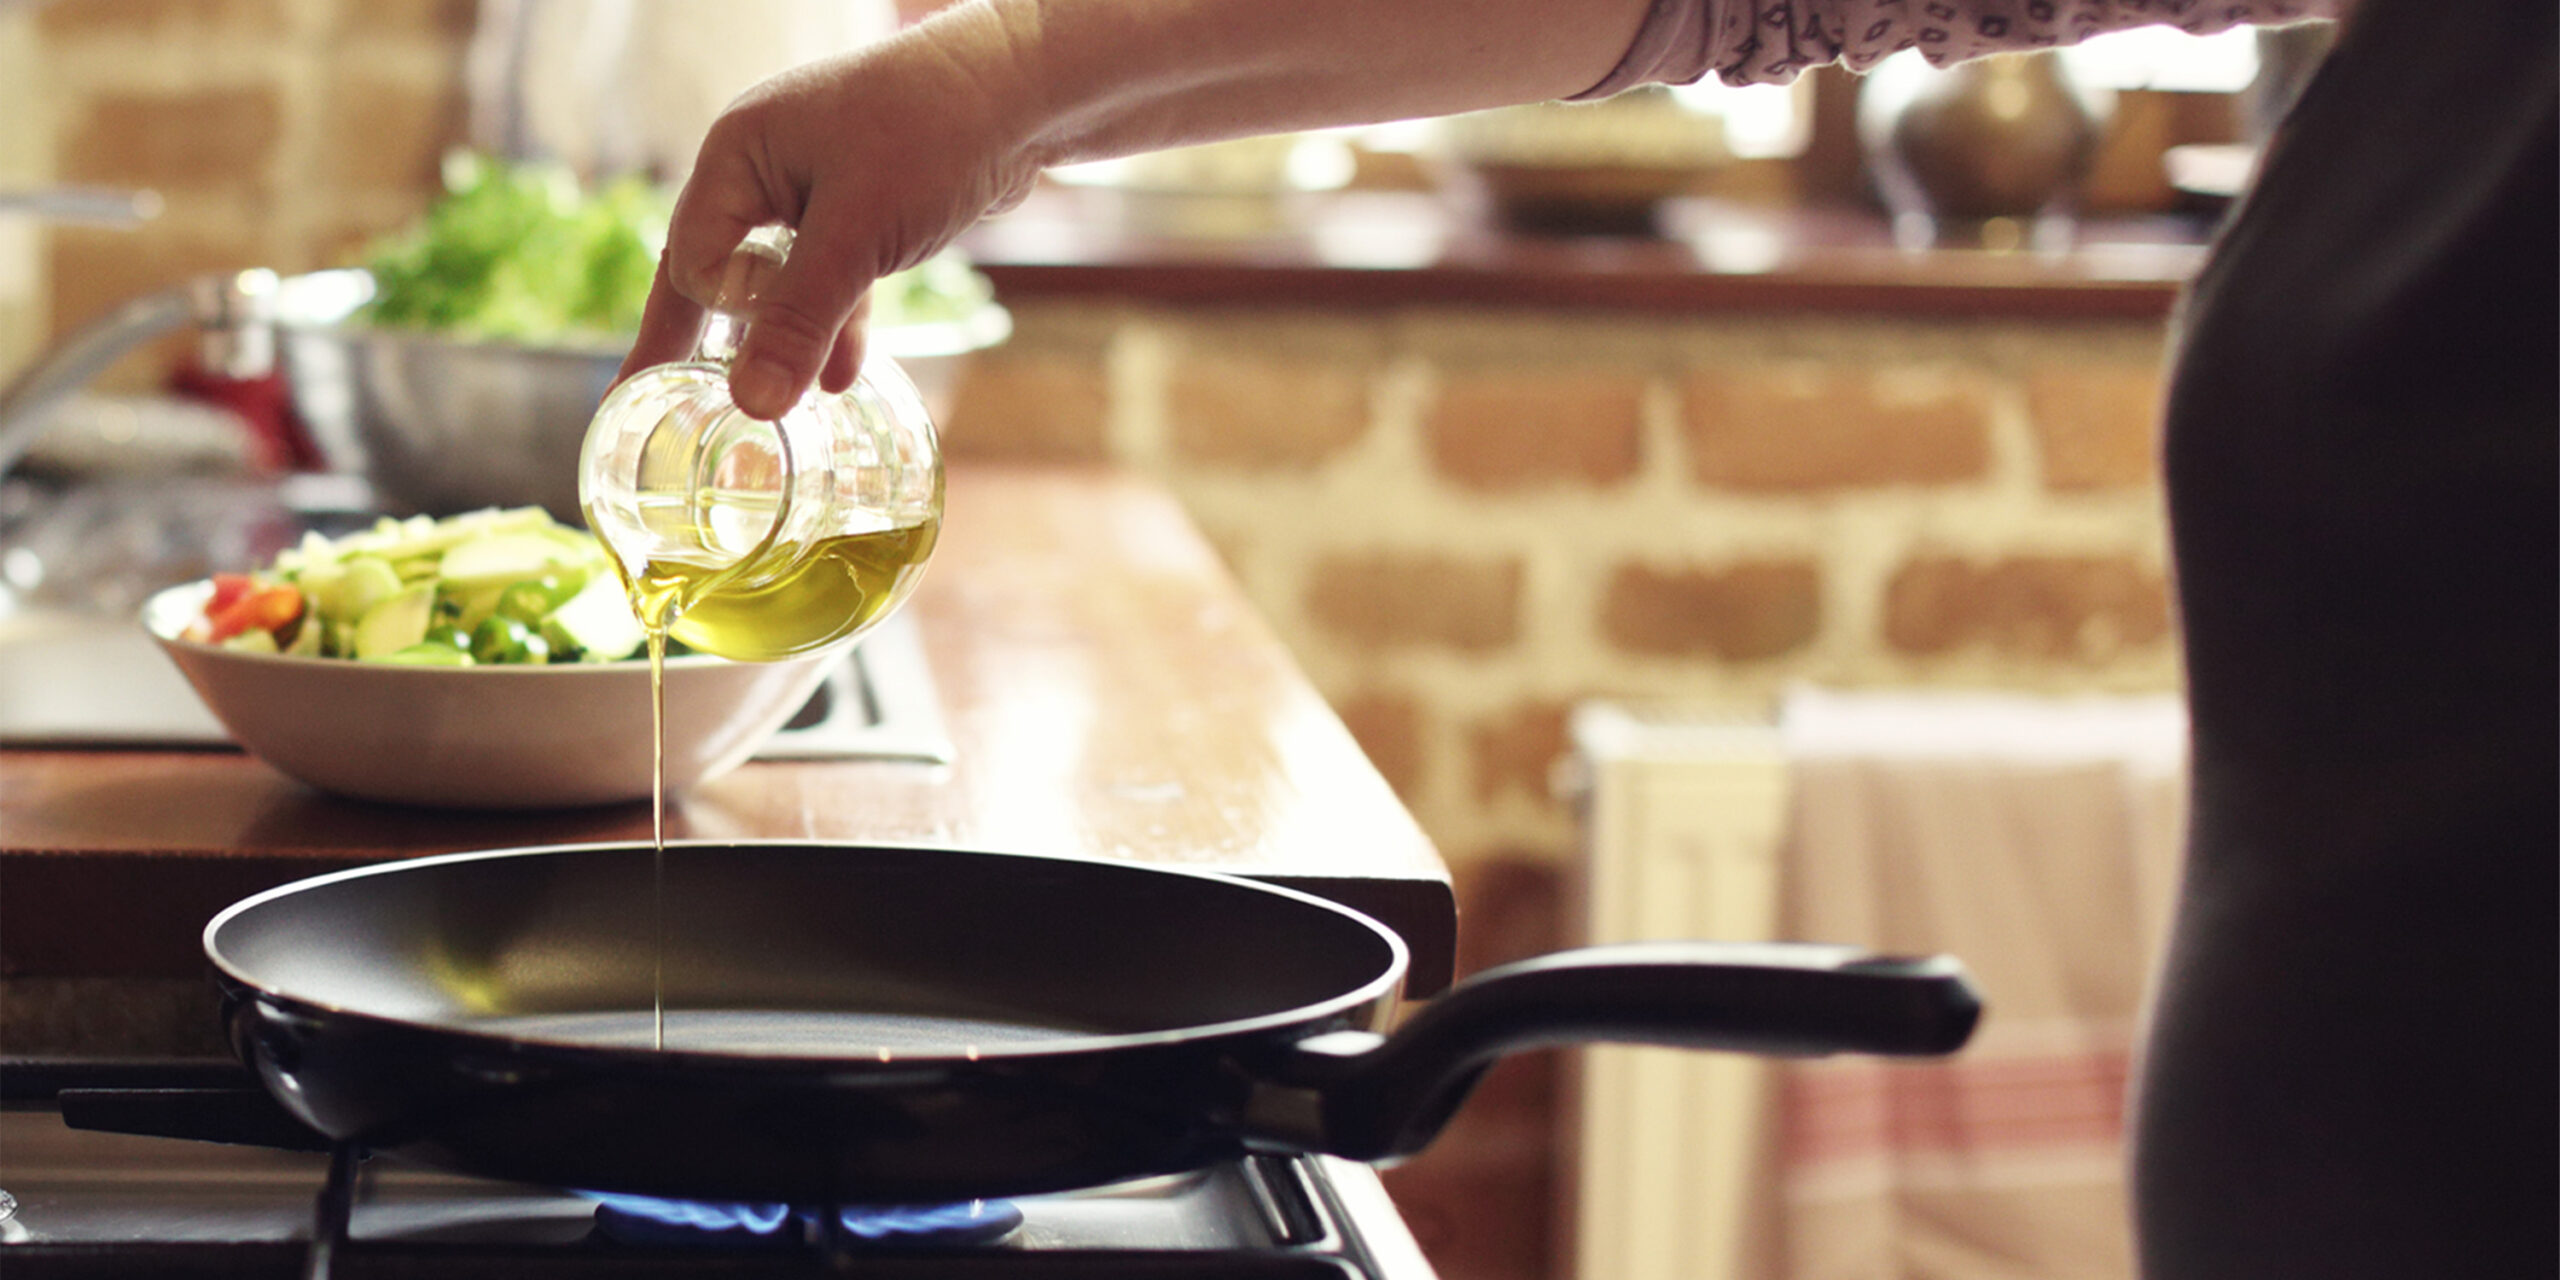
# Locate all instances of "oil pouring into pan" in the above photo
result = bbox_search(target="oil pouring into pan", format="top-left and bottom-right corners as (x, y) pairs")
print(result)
(158, 840), (1981, 1207)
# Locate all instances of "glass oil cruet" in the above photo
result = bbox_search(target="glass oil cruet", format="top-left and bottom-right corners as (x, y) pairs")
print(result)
(578, 224), (943, 662)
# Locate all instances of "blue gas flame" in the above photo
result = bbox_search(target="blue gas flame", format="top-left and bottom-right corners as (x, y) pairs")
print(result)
(585, 1191), (794, 1235)
(580, 1191), (1023, 1245)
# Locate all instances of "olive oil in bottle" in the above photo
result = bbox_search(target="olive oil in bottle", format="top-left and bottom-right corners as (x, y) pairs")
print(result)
(628, 513), (940, 663)
(577, 224), (946, 1051)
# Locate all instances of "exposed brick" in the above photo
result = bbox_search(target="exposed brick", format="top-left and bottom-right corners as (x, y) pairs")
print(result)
(2027, 364), (2164, 490)
(1680, 361), (1992, 490)
(1601, 559), (1823, 660)
(1333, 691), (1425, 800)
(1426, 367), (1643, 491)
(2084, 90), (2178, 212)
(59, 88), (283, 192)
(1380, 857), (1562, 1280)
(1885, 554), (2171, 661)
(326, 0), (478, 37)
(48, 225), (266, 383)
(1168, 347), (1369, 470)
(1305, 552), (1522, 651)
(39, 0), (289, 36)
(313, 206), (438, 269)
(940, 349), (1111, 462)
(315, 68), (466, 193)
(1469, 700), (1572, 806)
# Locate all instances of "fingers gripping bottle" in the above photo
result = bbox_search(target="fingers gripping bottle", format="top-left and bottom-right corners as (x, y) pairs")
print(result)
(579, 225), (942, 662)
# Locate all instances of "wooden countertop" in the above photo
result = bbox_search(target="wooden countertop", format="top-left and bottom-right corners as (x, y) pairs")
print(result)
(967, 189), (2210, 320)
(0, 465), (1456, 994)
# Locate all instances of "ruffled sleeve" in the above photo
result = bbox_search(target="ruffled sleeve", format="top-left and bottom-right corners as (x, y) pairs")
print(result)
(1573, 0), (2347, 96)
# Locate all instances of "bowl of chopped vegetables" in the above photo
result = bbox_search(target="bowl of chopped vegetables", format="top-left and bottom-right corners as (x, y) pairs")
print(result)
(278, 153), (1008, 521)
(141, 506), (838, 810)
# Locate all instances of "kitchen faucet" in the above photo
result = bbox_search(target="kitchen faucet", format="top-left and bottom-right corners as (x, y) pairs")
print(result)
(0, 265), (373, 483)
(0, 267), (281, 481)
(0, 184), (161, 226)
(0, 181), (375, 483)
(0, 188), (369, 620)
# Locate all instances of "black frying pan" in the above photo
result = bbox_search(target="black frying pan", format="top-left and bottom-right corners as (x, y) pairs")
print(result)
(203, 840), (1980, 1204)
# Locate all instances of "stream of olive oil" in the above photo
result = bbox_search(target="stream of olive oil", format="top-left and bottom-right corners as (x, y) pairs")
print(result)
(628, 578), (685, 1053)
(605, 518), (941, 1052)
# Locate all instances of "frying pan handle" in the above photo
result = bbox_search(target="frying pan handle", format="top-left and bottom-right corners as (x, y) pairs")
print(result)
(1263, 941), (1982, 1163)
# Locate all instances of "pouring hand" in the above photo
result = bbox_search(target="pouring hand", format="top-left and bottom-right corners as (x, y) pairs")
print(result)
(617, 5), (1043, 417)
(618, 0), (1651, 421)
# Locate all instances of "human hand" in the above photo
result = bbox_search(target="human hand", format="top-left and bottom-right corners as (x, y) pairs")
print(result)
(617, 7), (1043, 420)
(617, 0), (1655, 421)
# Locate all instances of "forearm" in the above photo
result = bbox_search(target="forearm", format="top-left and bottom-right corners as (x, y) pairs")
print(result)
(963, 0), (1658, 169)
(636, 0), (1650, 416)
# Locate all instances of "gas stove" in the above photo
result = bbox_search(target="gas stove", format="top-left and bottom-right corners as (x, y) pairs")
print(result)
(0, 1058), (1439, 1279)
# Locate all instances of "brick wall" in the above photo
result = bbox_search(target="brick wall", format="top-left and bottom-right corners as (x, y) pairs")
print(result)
(939, 298), (2181, 1277)
(0, 10), (43, 374)
(28, 0), (474, 387)
(941, 301), (2181, 872)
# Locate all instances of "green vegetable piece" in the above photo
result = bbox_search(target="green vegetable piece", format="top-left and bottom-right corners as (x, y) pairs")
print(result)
(293, 560), (346, 609)
(446, 585), (504, 632)
(284, 617), (325, 657)
(220, 629), (280, 655)
(329, 507), (554, 566)
(308, 555), (402, 625)
(272, 529), (345, 576)
(343, 557), (404, 618)
(358, 153), (670, 343)
(544, 571), (645, 662)
(495, 579), (559, 625)
(469, 615), (537, 664)
(379, 644), (474, 666)
(353, 584), (435, 660)
(229, 504), (632, 664)
(440, 531), (590, 591)
(539, 617), (582, 662)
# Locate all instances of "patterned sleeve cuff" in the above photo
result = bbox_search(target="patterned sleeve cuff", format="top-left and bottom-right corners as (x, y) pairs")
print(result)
(1577, 0), (2337, 95)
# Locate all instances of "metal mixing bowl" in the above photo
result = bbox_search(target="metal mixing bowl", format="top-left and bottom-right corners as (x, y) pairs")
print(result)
(276, 277), (1008, 521)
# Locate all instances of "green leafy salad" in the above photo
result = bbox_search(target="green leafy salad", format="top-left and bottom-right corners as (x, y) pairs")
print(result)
(357, 152), (995, 344)
(183, 508), (655, 667)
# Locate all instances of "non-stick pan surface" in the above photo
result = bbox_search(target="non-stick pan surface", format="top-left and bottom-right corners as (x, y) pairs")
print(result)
(206, 841), (1979, 1203)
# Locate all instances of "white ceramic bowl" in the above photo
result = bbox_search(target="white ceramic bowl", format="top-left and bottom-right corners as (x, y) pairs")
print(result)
(142, 580), (837, 810)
